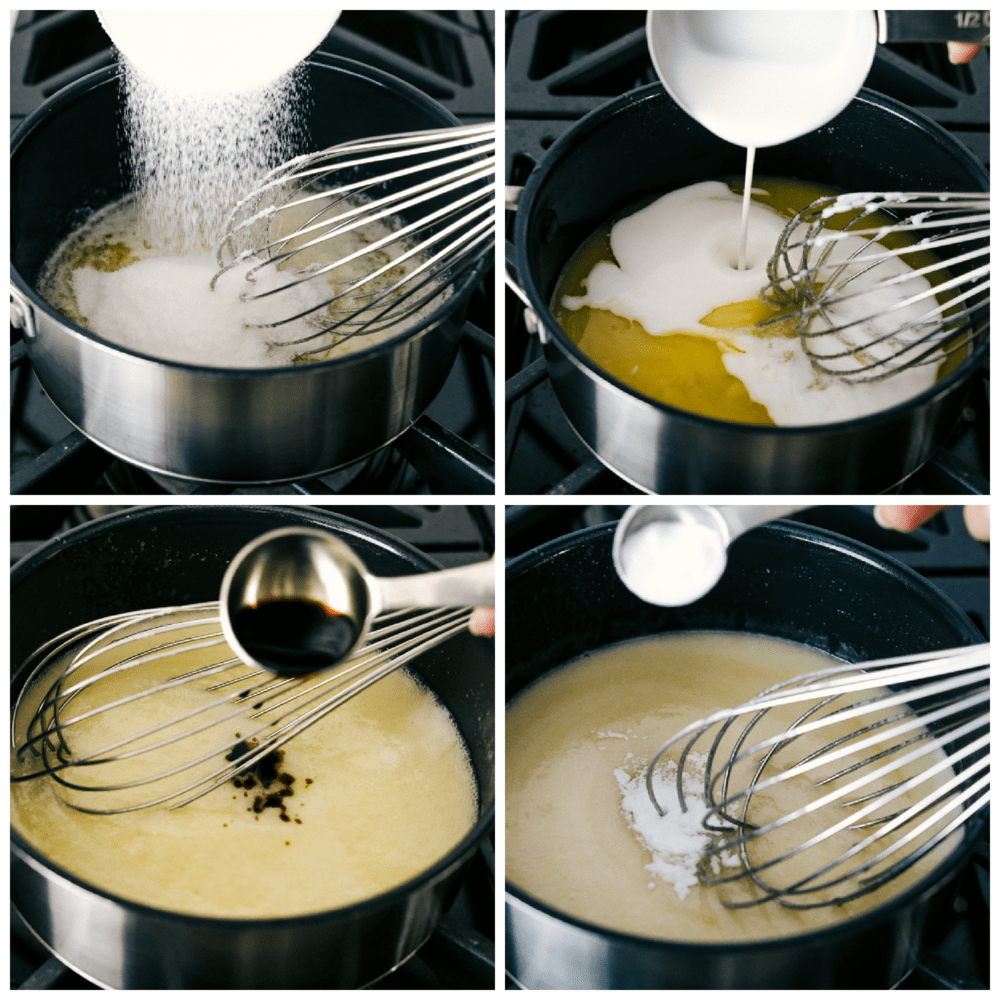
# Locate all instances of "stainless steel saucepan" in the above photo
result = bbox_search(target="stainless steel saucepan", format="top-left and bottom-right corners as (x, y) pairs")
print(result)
(506, 518), (985, 988)
(10, 55), (490, 485)
(11, 505), (495, 988)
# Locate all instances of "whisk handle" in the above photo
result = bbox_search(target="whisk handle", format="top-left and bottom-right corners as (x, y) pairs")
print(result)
(377, 558), (495, 612)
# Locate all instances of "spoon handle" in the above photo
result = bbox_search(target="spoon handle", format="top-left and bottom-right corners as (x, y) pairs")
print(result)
(715, 505), (811, 541)
(377, 558), (495, 612)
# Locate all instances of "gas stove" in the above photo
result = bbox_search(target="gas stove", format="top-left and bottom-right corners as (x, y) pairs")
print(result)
(504, 12), (990, 495)
(10, 10), (495, 495)
(10, 503), (495, 990)
(504, 503), (988, 988)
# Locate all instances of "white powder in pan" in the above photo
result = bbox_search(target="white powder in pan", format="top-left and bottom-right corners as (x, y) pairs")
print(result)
(616, 751), (738, 900)
(38, 192), (449, 368)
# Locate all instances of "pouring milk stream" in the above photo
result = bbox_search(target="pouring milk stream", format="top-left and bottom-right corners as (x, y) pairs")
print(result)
(646, 10), (877, 270)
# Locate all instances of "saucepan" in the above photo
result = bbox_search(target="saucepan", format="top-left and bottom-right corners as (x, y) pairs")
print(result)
(508, 86), (989, 493)
(11, 505), (494, 988)
(505, 518), (985, 987)
(10, 54), (490, 484)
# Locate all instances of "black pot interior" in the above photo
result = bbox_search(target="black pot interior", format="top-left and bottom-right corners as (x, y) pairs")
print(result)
(507, 520), (982, 695)
(11, 506), (494, 817)
(519, 86), (990, 315)
(10, 53), (465, 288)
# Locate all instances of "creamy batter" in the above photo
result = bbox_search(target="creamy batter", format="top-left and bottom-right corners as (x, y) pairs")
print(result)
(506, 631), (959, 942)
(36, 190), (447, 368)
(11, 610), (477, 918)
(554, 177), (946, 426)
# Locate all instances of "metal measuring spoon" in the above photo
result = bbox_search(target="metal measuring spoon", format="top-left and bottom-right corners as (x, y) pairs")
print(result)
(613, 505), (809, 607)
(220, 527), (494, 674)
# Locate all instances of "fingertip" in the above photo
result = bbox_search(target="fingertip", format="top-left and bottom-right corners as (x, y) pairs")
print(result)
(963, 505), (990, 542)
(947, 41), (981, 64)
(873, 504), (949, 533)
(469, 607), (495, 637)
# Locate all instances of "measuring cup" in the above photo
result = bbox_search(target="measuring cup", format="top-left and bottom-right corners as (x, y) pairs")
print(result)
(97, 11), (340, 95)
(647, 10), (989, 148)
(646, 10), (876, 148)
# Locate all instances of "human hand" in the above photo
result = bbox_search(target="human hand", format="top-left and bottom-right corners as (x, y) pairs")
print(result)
(469, 607), (495, 637)
(947, 41), (983, 64)
(874, 504), (989, 541)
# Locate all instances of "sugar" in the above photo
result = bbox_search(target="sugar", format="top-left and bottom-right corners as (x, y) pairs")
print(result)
(121, 57), (306, 252)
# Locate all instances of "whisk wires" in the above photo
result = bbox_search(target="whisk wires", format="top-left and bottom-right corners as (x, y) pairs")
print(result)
(645, 644), (989, 909)
(761, 192), (989, 383)
(212, 123), (495, 359)
(12, 603), (473, 814)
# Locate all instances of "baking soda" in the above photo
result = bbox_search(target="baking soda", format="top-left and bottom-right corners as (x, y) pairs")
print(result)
(619, 519), (727, 606)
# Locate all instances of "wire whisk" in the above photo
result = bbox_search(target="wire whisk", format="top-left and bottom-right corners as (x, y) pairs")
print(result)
(645, 644), (989, 909)
(12, 602), (473, 814)
(212, 123), (495, 359)
(760, 192), (989, 383)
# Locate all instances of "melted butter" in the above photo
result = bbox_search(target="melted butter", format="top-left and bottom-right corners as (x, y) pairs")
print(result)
(11, 611), (477, 919)
(552, 177), (949, 426)
(506, 632), (960, 943)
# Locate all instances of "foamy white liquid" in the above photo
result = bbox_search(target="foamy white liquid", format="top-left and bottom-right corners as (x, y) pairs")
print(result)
(562, 181), (940, 426)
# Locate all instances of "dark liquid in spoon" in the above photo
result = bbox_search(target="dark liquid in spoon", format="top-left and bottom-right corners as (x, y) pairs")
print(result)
(233, 599), (359, 675)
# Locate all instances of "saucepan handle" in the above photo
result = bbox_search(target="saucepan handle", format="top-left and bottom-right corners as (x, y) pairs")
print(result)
(10, 285), (36, 341)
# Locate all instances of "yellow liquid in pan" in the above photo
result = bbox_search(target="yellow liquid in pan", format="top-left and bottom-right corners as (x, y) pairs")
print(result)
(11, 612), (477, 919)
(506, 631), (961, 943)
(552, 177), (958, 425)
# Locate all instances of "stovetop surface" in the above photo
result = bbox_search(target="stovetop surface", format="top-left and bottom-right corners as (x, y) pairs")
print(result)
(10, 10), (495, 496)
(504, 503), (989, 989)
(504, 11), (990, 496)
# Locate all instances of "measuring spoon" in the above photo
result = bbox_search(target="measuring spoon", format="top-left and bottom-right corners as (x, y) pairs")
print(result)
(220, 526), (494, 674)
(613, 505), (810, 607)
